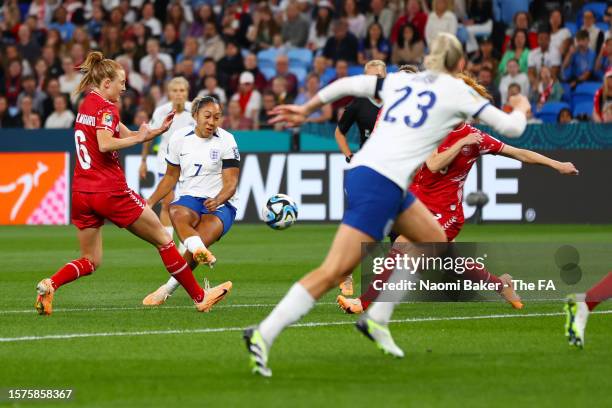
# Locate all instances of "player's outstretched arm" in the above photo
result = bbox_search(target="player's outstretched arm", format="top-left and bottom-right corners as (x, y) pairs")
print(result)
(97, 128), (147, 152)
(426, 132), (483, 172)
(477, 95), (530, 138)
(500, 145), (579, 175)
(204, 167), (240, 212)
(148, 164), (180, 207)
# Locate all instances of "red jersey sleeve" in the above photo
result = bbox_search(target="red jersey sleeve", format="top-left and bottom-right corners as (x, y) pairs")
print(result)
(479, 133), (505, 155)
(95, 103), (119, 134)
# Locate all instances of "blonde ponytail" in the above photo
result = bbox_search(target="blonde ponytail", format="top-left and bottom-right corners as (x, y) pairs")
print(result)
(456, 72), (492, 102)
(76, 51), (123, 95)
(424, 33), (464, 74)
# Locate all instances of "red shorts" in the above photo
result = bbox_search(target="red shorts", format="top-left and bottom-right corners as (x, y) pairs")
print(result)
(71, 189), (146, 230)
(431, 211), (464, 241)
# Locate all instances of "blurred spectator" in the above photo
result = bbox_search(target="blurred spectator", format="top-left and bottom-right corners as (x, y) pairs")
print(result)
(199, 57), (217, 79)
(478, 66), (501, 107)
(116, 56), (145, 95)
(28, 0), (54, 29)
(467, 36), (499, 77)
(17, 75), (46, 114)
(119, 92), (138, 126)
(133, 109), (150, 127)
(499, 29), (530, 76)
(499, 59), (529, 103)
(391, 22), (425, 66)
(603, 102), (612, 123)
(307, 1), (334, 52)
(581, 10), (604, 53)
(593, 68), (612, 122)
(493, 0), (530, 27)
(0, 96), (17, 128)
(201, 22), (226, 62)
(462, 0), (493, 54)
(330, 59), (352, 119)
(118, 0), (138, 25)
(502, 12), (538, 51)
(270, 55), (298, 97)
(271, 76), (294, 105)
(358, 22), (391, 64)
(59, 56), (83, 105)
(344, 0), (367, 39)
(557, 108), (577, 124)
(100, 26), (123, 59)
(595, 38), (612, 80)
(530, 66), (563, 110)
(177, 37), (205, 74)
(391, 0), (428, 43)
(160, 23), (183, 61)
(42, 46), (63, 78)
(323, 19), (359, 64)
(528, 28), (561, 84)
(69, 27), (92, 56)
(501, 83), (522, 113)
(217, 41), (244, 93)
(365, 0), (394, 39)
(3, 59), (23, 108)
(69, 43), (87, 68)
(231, 71), (262, 122)
(139, 38), (173, 79)
(24, 15), (46, 47)
(243, 53), (268, 91)
(41, 78), (65, 121)
(247, 3), (281, 51)
(197, 75), (227, 105)
(223, 99), (254, 130)
(176, 59), (200, 97)
(549, 9), (571, 57)
(562, 30), (596, 89)
(25, 112), (42, 129)
(48, 6), (76, 41)
(220, 3), (253, 48)
(109, 7), (126, 30)
(294, 73), (332, 123)
(141, 2), (162, 37)
(131, 22), (149, 60)
(16, 25), (41, 67)
(44, 95), (75, 128)
(258, 90), (279, 130)
(13, 95), (37, 128)
(312, 55), (329, 83)
(188, 4), (216, 38)
(33, 59), (49, 92)
(167, 2), (191, 39)
(425, 0), (457, 47)
(149, 60), (170, 89)
(281, 1), (310, 48)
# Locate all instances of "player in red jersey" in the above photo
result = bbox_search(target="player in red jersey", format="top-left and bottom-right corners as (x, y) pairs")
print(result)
(35, 52), (230, 315)
(338, 75), (579, 314)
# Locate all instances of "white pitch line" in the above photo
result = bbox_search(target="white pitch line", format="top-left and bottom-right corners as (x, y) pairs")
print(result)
(1, 310), (610, 343)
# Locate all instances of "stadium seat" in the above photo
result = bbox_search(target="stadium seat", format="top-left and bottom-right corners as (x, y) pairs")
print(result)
(536, 102), (570, 123)
(596, 22), (610, 33)
(572, 81), (601, 107)
(292, 66), (308, 87)
(387, 65), (399, 73)
(257, 49), (279, 78)
(573, 101), (593, 118)
(287, 48), (313, 70)
(561, 82), (572, 105)
(320, 67), (336, 86)
(581, 2), (608, 22)
(348, 65), (363, 76)
(260, 66), (276, 80)
(564, 22), (578, 36)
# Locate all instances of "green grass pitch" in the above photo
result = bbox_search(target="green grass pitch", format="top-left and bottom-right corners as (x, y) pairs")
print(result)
(1, 224), (611, 407)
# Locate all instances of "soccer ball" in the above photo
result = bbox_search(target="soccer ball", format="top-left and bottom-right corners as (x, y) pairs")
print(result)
(261, 194), (298, 230)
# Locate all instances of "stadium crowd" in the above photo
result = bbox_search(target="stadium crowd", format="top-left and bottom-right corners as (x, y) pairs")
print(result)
(0, 0), (611, 131)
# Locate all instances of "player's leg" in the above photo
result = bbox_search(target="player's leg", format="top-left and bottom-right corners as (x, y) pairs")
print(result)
(169, 196), (216, 266)
(565, 272), (612, 347)
(159, 189), (175, 238)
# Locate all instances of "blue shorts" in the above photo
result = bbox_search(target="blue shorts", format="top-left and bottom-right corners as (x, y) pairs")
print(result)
(171, 195), (237, 237)
(342, 166), (415, 241)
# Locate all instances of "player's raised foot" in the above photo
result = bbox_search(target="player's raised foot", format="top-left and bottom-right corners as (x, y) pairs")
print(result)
(35, 278), (55, 315)
(142, 284), (171, 306)
(193, 247), (217, 268)
(339, 276), (353, 296)
(337, 295), (364, 314)
(243, 327), (272, 377)
(355, 316), (404, 358)
(498, 274), (524, 309)
(195, 281), (232, 312)
(564, 294), (589, 348)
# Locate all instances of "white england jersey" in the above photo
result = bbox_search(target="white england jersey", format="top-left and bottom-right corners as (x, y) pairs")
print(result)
(350, 70), (490, 190)
(150, 102), (196, 174)
(166, 126), (240, 207)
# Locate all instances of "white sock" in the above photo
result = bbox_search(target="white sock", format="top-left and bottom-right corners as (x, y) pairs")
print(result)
(178, 241), (186, 254)
(367, 301), (397, 324)
(164, 226), (174, 240)
(164, 276), (181, 294)
(366, 265), (418, 324)
(259, 283), (315, 346)
(184, 235), (205, 253)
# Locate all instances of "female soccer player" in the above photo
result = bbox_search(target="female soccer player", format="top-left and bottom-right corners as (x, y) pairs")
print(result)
(337, 75), (579, 314)
(244, 33), (532, 377)
(141, 96), (237, 307)
(140, 77), (195, 244)
(35, 52), (226, 315)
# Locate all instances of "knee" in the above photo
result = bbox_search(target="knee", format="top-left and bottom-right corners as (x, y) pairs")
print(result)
(161, 200), (171, 213)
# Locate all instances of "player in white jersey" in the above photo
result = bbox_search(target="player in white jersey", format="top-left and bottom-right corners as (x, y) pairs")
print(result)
(142, 96), (238, 308)
(244, 33), (532, 377)
(140, 77), (196, 242)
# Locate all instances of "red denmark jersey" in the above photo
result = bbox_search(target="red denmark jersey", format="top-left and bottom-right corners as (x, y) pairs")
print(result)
(72, 91), (128, 192)
(409, 123), (504, 219)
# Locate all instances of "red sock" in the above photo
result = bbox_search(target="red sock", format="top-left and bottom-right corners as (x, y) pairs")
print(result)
(462, 265), (504, 293)
(158, 241), (204, 303)
(585, 272), (612, 311)
(50, 258), (95, 290)
(360, 248), (403, 310)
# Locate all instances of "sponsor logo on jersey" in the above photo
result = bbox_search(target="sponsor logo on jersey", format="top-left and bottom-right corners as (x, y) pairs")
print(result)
(232, 147), (240, 160)
(102, 112), (113, 127)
